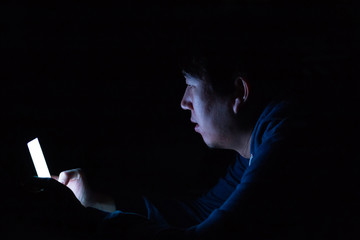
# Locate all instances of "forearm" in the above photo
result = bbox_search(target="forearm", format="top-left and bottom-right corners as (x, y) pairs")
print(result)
(85, 192), (148, 214)
(88, 192), (117, 212)
(114, 194), (216, 227)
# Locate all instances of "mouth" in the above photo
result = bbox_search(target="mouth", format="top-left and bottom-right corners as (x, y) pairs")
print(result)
(194, 124), (200, 132)
(191, 119), (200, 132)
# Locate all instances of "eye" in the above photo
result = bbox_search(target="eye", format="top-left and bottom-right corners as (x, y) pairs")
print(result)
(186, 85), (194, 91)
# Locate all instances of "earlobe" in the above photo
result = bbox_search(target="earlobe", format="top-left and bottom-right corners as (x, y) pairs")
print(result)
(233, 98), (242, 114)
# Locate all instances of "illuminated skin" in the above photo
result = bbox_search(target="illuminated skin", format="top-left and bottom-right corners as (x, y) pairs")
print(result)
(53, 168), (116, 212)
(180, 74), (252, 159)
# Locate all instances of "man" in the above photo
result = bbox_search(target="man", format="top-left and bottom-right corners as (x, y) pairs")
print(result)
(23, 19), (357, 240)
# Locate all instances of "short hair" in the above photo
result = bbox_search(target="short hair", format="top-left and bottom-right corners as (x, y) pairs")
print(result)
(178, 18), (300, 125)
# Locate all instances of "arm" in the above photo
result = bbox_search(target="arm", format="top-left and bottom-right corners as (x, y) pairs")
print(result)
(54, 154), (249, 226)
(140, 154), (249, 227)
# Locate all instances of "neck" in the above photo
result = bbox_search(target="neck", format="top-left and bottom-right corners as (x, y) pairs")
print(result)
(234, 128), (253, 159)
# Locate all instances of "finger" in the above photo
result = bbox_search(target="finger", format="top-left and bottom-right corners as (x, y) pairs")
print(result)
(58, 169), (82, 185)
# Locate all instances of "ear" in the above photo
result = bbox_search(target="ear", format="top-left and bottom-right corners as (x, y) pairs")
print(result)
(232, 77), (250, 114)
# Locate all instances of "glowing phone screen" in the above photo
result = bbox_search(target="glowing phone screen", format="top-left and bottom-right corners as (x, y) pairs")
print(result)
(27, 138), (51, 178)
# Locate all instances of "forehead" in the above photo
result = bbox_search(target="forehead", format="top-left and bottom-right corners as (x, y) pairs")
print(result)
(183, 73), (218, 99)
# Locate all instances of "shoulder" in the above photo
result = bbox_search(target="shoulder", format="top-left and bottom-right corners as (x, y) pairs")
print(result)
(251, 100), (304, 152)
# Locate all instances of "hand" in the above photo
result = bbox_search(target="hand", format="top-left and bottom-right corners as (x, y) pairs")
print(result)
(53, 168), (116, 212)
(53, 168), (93, 208)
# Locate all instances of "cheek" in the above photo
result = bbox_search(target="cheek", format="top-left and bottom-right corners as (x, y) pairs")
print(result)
(194, 101), (211, 123)
(203, 104), (229, 134)
(196, 108), (219, 136)
(192, 87), (220, 127)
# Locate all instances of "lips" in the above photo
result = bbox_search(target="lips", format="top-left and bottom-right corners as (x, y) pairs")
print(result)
(194, 124), (200, 132)
(191, 118), (200, 132)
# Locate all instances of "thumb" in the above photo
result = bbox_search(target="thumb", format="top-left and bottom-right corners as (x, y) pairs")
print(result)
(58, 169), (83, 186)
(58, 171), (69, 185)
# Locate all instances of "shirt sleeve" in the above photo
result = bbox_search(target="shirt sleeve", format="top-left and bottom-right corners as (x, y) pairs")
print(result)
(140, 154), (249, 227)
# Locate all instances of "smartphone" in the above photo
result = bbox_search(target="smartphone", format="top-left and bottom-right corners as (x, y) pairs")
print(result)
(27, 138), (51, 178)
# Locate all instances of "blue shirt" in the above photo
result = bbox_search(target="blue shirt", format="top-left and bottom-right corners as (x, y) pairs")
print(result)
(87, 100), (343, 239)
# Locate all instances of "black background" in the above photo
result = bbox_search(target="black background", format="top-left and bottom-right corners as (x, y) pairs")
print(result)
(0, 1), (358, 201)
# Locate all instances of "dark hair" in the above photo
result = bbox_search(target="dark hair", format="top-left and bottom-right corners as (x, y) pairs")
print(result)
(178, 19), (300, 125)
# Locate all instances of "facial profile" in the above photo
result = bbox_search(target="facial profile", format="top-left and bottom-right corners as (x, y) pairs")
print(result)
(180, 74), (238, 149)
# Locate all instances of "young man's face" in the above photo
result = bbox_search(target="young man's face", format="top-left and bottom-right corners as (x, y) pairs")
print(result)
(180, 74), (234, 149)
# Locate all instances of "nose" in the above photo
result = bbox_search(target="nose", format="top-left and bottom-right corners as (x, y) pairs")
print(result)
(180, 88), (193, 110)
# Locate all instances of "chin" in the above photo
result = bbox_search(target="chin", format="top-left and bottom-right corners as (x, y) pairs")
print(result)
(203, 135), (229, 150)
(206, 144), (219, 150)
(204, 138), (222, 149)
